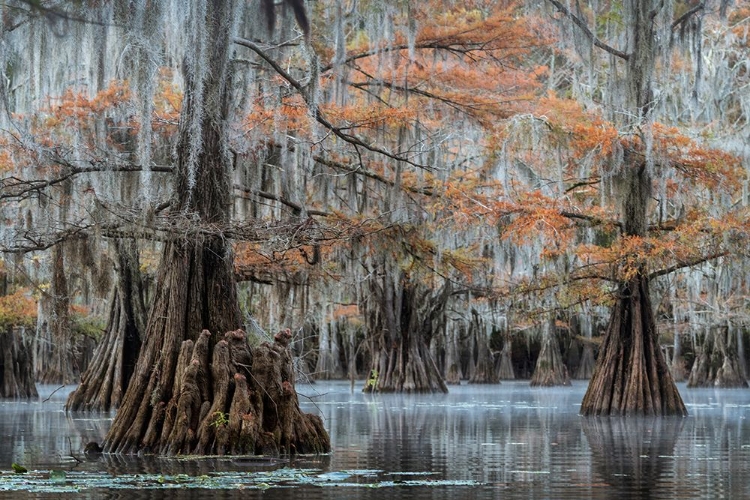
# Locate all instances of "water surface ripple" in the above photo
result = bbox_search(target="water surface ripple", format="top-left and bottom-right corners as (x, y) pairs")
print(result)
(0, 381), (748, 499)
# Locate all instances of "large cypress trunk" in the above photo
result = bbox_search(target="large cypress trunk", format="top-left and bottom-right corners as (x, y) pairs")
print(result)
(581, 275), (686, 416)
(363, 269), (448, 393)
(580, 148), (684, 414)
(103, 0), (328, 455)
(531, 317), (570, 387)
(687, 324), (748, 388)
(66, 239), (146, 412)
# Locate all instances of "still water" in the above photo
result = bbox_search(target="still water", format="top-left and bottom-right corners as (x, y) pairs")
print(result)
(0, 381), (748, 499)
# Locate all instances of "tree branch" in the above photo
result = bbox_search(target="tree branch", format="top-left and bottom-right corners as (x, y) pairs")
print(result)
(544, 0), (630, 60)
(648, 251), (727, 280)
(672, 2), (705, 30)
(234, 37), (435, 171)
(234, 184), (330, 217)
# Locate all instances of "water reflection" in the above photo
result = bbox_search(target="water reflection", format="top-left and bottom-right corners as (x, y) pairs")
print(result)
(1, 382), (750, 498)
(309, 381), (750, 498)
(0, 386), (109, 468)
(582, 417), (685, 499)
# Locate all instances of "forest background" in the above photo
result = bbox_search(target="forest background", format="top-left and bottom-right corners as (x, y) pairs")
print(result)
(0, 0), (749, 419)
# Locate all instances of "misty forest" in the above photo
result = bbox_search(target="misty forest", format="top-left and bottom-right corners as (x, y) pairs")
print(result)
(1, 0), (750, 496)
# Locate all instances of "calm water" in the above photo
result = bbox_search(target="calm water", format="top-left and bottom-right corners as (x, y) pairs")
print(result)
(0, 381), (749, 499)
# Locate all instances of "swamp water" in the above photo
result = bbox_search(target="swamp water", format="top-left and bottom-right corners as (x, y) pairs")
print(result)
(0, 381), (748, 499)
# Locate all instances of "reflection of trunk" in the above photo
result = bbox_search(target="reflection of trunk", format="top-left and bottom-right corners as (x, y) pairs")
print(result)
(103, 0), (328, 455)
(582, 417), (685, 496)
(531, 317), (570, 387)
(363, 267), (448, 393)
(0, 327), (37, 398)
(469, 309), (498, 384)
(687, 325), (747, 388)
(581, 275), (686, 415)
(37, 245), (76, 385)
(66, 239), (146, 411)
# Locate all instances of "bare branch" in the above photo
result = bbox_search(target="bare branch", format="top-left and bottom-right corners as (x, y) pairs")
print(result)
(234, 185), (330, 217)
(648, 251), (727, 280)
(672, 2), (705, 30)
(544, 0), (630, 60)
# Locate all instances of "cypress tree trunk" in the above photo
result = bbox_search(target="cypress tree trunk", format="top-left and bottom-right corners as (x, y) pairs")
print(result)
(687, 325), (748, 388)
(496, 333), (515, 380)
(103, 0), (328, 455)
(363, 269), (448, 393)
(531, 317), (570, 387)
(578, 1), (685, 416)
(575, 315), (595, 380)
(315, 305), (344, 380)
(0, 327), (37, 398)
(581, 275), (686, 416)
(575, 343), (596, 380)
(581, 152), (685, 415)
(671, 326), (687, 382)
(469, 309), (499, 384)
(444, 327), (462, 384)
(66, 239), (146, 412)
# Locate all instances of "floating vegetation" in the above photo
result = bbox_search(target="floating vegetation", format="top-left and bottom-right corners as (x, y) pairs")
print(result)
(0, 468), (484, 493)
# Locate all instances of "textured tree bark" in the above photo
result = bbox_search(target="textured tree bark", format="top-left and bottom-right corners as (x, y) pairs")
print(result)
(162, 329), (329, 455)
(0, 327), (38, 398)
(66, 239), (146, 412)
(363, 269), (448, 393)
(531, 317), (570, 387)
(103, 0), (329, 455)
(580, 276), (687, 416)
(687, 325), (748, 388)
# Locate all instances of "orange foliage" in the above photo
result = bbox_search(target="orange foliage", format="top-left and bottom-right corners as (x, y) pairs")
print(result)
(0, 289), (37, 331)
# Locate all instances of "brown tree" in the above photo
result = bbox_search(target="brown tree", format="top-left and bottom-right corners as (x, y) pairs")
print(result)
(545, 0), (687, 415)
(531, 316), (570, 387)
(0, 327), (37, 398)
(103, 0), (328, 455)
(65, 239), (146, 412)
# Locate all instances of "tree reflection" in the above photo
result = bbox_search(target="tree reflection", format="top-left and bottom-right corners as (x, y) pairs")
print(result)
(582, 417), (685, 498)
